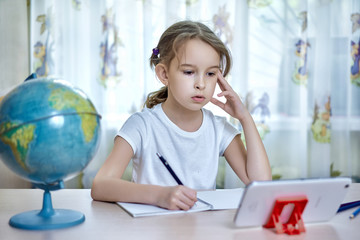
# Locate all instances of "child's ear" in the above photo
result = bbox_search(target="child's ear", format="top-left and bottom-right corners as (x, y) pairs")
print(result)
(155, 63), (169, 86)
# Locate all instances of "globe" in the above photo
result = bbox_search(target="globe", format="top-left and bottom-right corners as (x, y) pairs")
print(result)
(0, 75), (101, 230)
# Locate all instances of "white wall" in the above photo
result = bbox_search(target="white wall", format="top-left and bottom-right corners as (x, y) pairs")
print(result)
(0, 0), (31, 188)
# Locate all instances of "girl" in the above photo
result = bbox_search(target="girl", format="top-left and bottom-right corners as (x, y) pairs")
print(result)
(91, 20), (271, 210)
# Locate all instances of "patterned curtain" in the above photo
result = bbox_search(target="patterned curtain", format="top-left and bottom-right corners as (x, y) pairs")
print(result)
(27, 0), (360, 188)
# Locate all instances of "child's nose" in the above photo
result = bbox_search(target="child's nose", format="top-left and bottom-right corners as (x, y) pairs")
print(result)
(195, 76), (205, 90)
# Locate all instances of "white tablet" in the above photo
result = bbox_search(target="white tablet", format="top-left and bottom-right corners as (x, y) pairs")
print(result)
(234, 177), (351, 228)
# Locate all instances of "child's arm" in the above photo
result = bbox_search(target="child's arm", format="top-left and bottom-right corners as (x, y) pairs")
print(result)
(210, 71), (272, 185)
(91, 136), (197, 210)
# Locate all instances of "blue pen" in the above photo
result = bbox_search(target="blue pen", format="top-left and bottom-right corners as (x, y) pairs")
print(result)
(350, 207), (360, 219)
(156, 153), (183, 185)
(337, 200), (360, 213)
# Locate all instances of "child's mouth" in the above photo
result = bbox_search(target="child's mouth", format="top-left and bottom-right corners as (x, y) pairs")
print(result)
(192, 96), (205, 102)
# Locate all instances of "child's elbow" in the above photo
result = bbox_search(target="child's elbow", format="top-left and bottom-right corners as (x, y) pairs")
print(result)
(246, 171), (272, 184)
(90, 178), (101, 201)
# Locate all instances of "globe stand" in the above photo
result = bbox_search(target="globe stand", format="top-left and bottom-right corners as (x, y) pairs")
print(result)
(9, 181), (85, 230)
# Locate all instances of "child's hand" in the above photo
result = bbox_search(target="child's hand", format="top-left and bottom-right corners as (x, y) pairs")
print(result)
(157, 185), (197, 210)
(210, 71), (247, 121)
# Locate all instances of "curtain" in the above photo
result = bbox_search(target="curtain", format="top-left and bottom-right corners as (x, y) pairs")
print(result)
(27, 0), (360, 188)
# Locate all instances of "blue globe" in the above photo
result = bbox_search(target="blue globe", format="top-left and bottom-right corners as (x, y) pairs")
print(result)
(0, 77), (101, 185)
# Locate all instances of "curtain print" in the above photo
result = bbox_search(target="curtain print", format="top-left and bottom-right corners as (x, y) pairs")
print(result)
(251, 92), (271, 124)
(350, 13), (360, 87)
(311, 96), (331, 143)
(72, 0), (82, 10)
(235, 92), (270, 148)
(33, 7), (55, 78)
(292, 11), (310, 86)
(330, 162), (341, 177)
(212, 5), (233, 46)
(248, 92), (270, 141)
(99, 8), (123, 88)
(185, 0), (198, 6)
(247, 0), (273, 9)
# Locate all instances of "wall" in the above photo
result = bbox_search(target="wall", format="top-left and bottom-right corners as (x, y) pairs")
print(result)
(0, 0), (30, 188)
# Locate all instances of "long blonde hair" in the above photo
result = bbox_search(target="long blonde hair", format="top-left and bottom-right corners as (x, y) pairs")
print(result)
(145, 20), (232, 108)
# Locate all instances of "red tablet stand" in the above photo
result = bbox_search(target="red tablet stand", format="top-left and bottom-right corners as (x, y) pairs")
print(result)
(263, 196), (308, 235)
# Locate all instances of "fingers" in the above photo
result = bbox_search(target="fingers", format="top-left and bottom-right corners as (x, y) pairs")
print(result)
(183, 186), (197, 200)
(216, 71), (226, 91)
(216, 90), (234, 98)
(214, 70), (232, 102)
(167, 186), (197, 210)
(210, 97), (225, 109)
(176, 196), (196, 211)
(216, 70), (231, 91)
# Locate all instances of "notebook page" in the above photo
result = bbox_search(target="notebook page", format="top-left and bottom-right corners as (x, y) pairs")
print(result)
(117, 198), (212, 217)
(197, 188), (244, 210)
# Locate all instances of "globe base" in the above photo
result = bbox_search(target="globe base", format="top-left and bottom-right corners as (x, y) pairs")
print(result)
(9, 183), (85, 230)
(9, 209), (85, 230)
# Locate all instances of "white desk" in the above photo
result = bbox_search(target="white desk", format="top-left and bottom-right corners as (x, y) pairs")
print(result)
(0, 184), (359, 240)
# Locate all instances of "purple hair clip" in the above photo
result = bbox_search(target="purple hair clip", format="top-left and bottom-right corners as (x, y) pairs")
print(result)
(152, 47), (159, 56)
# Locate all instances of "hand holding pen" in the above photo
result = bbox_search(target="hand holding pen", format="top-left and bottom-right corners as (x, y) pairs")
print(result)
(156, 153), (197, 210)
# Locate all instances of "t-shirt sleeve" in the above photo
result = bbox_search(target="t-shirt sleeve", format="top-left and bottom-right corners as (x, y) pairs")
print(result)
(117, 113), (146, 156)
(219, 119), (241, 156)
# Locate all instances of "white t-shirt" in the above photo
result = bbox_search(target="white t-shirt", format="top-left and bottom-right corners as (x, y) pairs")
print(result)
(117, 103), (240, 190)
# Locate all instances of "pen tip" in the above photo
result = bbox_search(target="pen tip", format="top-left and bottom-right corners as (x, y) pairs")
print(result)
(156, 152), (160, 157)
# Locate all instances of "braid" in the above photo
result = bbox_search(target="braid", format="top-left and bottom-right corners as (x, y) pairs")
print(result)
(144, 86), (168, 109)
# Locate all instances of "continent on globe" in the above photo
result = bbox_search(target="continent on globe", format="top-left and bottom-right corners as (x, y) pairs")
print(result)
(49, 86), (98, 143)
(0, 122), (35, 172)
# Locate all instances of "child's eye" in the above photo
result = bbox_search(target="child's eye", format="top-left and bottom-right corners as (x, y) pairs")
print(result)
(183, 70), (194, 75)
(207, 72), (216, 77)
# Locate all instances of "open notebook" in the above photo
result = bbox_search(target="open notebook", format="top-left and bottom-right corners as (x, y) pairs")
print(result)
(116, 188), (244, 217)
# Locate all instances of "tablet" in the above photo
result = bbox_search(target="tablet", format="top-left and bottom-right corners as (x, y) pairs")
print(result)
(234, 177), (351, 228)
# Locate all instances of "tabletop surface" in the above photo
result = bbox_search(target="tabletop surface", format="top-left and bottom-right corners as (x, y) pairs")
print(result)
(0, 184), (360, 240)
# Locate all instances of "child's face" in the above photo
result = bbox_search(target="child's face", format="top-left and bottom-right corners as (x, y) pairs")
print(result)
(166, 39), (220, 112)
